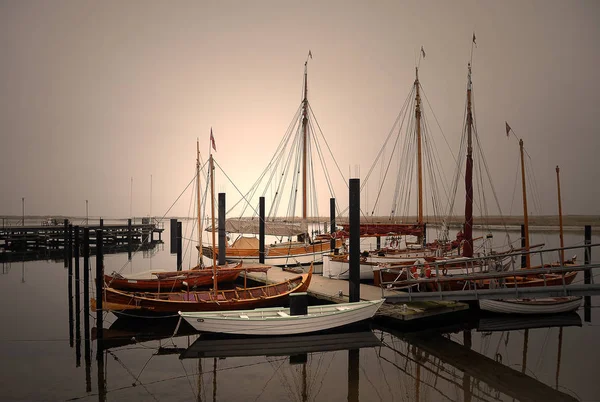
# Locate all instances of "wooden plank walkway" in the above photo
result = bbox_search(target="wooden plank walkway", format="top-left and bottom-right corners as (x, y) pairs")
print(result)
(243, 264), (468, 321)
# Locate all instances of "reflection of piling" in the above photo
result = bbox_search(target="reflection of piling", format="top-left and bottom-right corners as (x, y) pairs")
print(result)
(259, 197), (265, 264)
(95, 229), (104, 360)
(176, 221), (182, 271)
(330, 198), (336, 251)
(584, 225), (592, 322)
(74, 226), (81, 367)
(68, 225), (74, 348)
(97, 352), (106, 402)
(83, 228), (91, 391)
(218, 193), (226, 265)
(348, 349), (359, 402)
(349, 178), (360, 302)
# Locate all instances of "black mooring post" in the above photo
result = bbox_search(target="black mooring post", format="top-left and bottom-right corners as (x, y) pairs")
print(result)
(218, 193), (226, 265)
(521, 224), (527, 268)
(74, 226), (81, 367)
(63, 219), (69, 267)
(127, 218), (132, 260)
(99, 218), (103, 229)
(68, 224), (73, 272)
(170, 218), (177, 254)
(95, 229), (104, 360)
(83, 228), (90, 365)
(330, 198), (336, 251)
(584, 225), (592, 323)
(259, 197), (265, 264)
(348, 348), (359, 402)
(176, 221), (182, 271)
(376, 236), (381, 250)
(68, 225), (74, 348)
(349, 178), (360, 303)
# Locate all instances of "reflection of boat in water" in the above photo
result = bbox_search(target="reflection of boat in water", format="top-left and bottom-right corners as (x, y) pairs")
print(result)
(477, 311), (582, 332)
(180, 326), (381, 359)
(178, 299), (384, 335)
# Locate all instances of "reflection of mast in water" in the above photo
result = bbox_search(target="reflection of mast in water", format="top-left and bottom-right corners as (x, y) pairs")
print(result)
(462, 330), (472, 402)
(556, 327), (563, 389)
(521, 329), (529, 374)
(97, 351), (107, 402)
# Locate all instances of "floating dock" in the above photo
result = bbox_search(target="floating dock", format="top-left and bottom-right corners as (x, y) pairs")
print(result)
(242, 264), (468, 321)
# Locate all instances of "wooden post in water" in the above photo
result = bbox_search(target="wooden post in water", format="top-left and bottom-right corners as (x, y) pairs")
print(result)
(349, 178), (360, 302)
(259, 197), (265, 264)
(63, 219), (69, 267)
(584, 225), (592, 323)
(74, 226), (81, 367)
(127, 218), (132, 260)
(176, 221), (182, 271)
(330, 198), (336, 251)
(68, 224), (74, 348)
(170, 218), (178, 254)
(83, 228), (91, 365)
(95, 229), (104, 360)
(218, 193), (226, 265)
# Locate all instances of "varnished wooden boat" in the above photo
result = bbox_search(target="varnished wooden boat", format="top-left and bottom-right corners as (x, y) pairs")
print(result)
(103, 262), (271, 291)
(99, 264), (313, 313)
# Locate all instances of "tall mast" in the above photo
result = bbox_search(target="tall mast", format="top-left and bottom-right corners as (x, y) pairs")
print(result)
(196, 139), (203, 264)
(415, 68), (424, 230)
(556, 165), (565, 263)
(463, 64), (474, 257)
(301, 60), (309, 221)
(210, 153), (217, 292)
(520, 139), (531, 268)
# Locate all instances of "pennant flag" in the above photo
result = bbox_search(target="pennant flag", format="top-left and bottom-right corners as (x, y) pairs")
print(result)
(210, 128), (217, 151)
(308, 50), (312, 59)
(421, 46), (426, 58)
(472, 32), (477, 47)
(505, 121), (511, 137)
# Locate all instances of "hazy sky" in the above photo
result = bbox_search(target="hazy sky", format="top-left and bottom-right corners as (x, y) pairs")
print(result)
(1, 0), (599, 220)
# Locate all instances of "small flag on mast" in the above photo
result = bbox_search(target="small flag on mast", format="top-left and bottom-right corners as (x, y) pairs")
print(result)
(308, 50), (312, 59)
(505, 121), (511, 137)
(210, 128), (217, 151)
(472, 32), (477, 47)
(420, 46), (426, 58)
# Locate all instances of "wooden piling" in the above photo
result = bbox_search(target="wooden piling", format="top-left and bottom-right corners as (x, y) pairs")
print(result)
(176, 221), (182, 271)
(74, 226), (81, 367)
(584, 225), (592, 322)
(349, 178), (360, 302)
(259, 197), (265, 264)
(170, 218), (178, 254)
(63, 219), (69, 267)
(95, 229), (103, 360)
(68, 224), (74, 348)
(127, 218), (132, 260)
(218, 193), (226, 265)
(83, 227), (90, 364)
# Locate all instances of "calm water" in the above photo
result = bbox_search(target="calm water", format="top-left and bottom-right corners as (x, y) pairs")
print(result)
(1, 224), (600, 401)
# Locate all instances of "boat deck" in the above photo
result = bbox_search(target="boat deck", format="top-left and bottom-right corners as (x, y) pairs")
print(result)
(242, 264), (468, 321)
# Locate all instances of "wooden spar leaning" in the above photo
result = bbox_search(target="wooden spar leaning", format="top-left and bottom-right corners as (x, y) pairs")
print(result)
(519, 139), (531, 268)
(196, 139), (203, 264)
(556, 165), (565, 264)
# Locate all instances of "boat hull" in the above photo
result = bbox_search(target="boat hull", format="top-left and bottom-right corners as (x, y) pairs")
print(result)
(479, 297), (582, 314)
(179, 299), (385, 335)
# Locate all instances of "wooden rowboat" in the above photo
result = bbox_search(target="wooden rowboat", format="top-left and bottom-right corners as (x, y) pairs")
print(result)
(99, 264), (313, 314)
(103, 262), (271, 291)
(178, 299), (384, 336)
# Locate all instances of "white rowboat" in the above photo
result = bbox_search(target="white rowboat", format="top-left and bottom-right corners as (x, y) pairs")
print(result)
(178, 299), (385, 335)
(479, 296), (582, 315)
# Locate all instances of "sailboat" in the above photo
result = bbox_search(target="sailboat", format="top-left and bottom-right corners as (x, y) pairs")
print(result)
(102, 139), (270, 292)
(200, 54), (344, 268)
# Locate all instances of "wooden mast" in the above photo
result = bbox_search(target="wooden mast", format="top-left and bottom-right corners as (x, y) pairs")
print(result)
(196, 139), (203, 265)
(302, 60), (309, 222)
(210, 152), (217, 292)
(415, 67), (424, 237)
(463, 64), (474, 258)
(556, 165), (565, 263)
(520, 139), (531, 268)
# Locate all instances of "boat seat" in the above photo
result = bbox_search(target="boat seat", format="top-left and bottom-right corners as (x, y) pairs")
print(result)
(277, 311), (289, 317)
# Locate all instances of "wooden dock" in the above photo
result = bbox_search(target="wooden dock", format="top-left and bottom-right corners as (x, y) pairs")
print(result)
(242, 264), (468, 321)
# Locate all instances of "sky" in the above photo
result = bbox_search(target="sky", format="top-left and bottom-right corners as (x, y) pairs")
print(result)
(1, 0), (599, 220)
